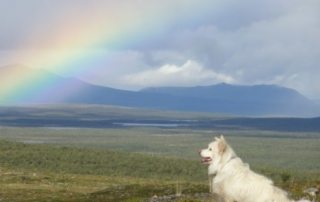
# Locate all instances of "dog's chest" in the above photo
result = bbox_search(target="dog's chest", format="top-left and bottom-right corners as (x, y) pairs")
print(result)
(212, 176), (249, 202)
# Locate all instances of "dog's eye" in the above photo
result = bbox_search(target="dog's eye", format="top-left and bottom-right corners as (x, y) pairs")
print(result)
(209, 148), (212, 151)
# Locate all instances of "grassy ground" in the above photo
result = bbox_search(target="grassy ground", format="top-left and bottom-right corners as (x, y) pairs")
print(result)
(0, 139), (319, 201)
(0, 106), (319, 201)
(0, 126), (319, 173)
(0, 167), (208, 202)
(0, 140), (208, 202)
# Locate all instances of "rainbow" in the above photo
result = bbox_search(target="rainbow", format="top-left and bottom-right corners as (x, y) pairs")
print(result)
(0, 2), (212, 105)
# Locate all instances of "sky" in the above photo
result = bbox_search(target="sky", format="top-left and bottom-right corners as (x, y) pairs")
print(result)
(0, 0), (320, 99)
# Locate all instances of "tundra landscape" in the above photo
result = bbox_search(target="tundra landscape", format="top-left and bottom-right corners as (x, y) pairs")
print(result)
(0, 105), (319, 201)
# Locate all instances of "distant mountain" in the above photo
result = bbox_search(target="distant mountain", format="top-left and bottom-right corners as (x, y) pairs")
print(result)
(1, 65), (319, 116)
(141, 83), (319, 116)
(0, 65), (190, 108)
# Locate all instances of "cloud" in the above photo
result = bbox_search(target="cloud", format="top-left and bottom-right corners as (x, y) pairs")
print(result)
(150, 0), (320, 98)
(1, 0), (320, 98)
(122, 60), (235, 87)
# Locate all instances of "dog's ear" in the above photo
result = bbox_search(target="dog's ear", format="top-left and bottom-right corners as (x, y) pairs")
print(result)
(218, 138), (227, 154)
(214, 137), (220, 141)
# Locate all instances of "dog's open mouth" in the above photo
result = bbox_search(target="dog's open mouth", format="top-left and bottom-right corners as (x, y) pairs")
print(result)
(201, 157), (212, 164)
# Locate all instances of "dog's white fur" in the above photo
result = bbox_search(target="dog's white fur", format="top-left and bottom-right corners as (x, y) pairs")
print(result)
(200, 136), (299, 202)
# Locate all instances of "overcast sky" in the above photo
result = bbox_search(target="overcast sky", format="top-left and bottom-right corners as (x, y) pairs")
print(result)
(1, 0), (320, 99)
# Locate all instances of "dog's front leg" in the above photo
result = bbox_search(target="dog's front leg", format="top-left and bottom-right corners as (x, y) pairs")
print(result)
(208, 174), (214, 193)
(211, 184), (236, 202)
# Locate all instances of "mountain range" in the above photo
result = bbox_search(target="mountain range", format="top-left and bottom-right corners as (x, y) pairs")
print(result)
(1, 65), (319, 117)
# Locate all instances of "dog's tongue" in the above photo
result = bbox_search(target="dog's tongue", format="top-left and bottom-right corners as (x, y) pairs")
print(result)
(201, 157), (212, 164)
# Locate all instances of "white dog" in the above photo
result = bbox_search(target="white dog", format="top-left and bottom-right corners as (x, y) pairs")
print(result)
(200, 136), (308, 202)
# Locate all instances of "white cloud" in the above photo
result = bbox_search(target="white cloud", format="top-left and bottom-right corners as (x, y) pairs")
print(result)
(122, 60), (235, 87)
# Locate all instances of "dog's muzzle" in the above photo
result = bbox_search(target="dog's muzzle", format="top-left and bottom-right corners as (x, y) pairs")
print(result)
(199, 149), (212, 165)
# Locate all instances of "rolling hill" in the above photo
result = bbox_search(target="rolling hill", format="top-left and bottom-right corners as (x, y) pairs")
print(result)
(1, 65), (319, 116)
